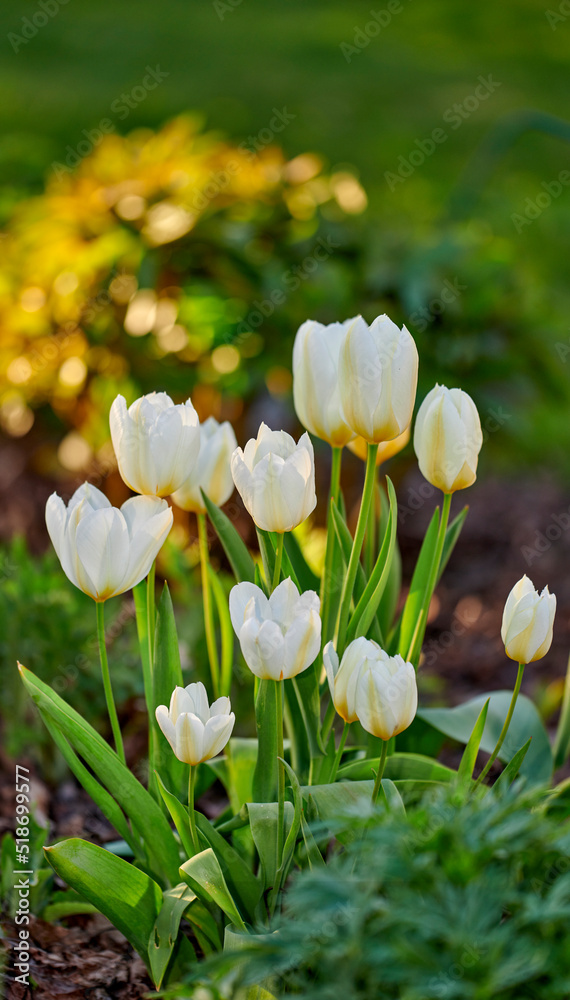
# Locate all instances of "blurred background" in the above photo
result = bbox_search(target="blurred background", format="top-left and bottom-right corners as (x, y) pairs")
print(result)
(1, 0), (570, 769)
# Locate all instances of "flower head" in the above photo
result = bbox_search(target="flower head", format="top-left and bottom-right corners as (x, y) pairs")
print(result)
(413, 384), (482, 493)
(501, 575), (556, 663)
(155, 682), (235, 765)
(172, 417), (237, 513)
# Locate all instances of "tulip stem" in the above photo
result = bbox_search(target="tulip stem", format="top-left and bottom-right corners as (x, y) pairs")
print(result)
(474, 663), (526, 789)
(365, 473), (378, 579)
(371, 740), (388, 804)
(96, 602), (125, 765)
(275, 679), (285, 898)
(320, 446), (343, 645)
(329, 722), (350, 783)
(188, 766), (201, 855)
(272, 533), (285, 592)
(336, 442), (379, 656)
(197, 512), (220, 699)
(147, 559), (156, 670)
(406, 491), (452, 665)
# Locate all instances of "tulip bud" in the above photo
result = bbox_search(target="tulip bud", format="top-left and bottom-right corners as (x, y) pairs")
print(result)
(172, 417), (237, 513)
(110, 391), (200, 497)
(231, 422), (316, 533)
(339, 314), (418, 444)
(343, 639), (418, 740)
(413, 384), (483, 493)
(501, 575), (556, 663)
(323, 638), (368, 723)
(348, 426), (410, 466)
(155, 682), (235, 765)
(293, 318), (356, 447)
(229, 579), (321, 681)
(46, 483), (173, 602)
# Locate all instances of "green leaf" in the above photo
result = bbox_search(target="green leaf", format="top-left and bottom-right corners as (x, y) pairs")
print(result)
(156, 772), (195, 859)
(338, 751), (455, 784)
(256, 529), (275, 588)
(148, 883), (197, 988)
(380, 778), (406, 816)
(419, 692), (553, 786)
(180, 849), (248, 930)
(153, 584), (186, 799)
(21, 665), (181, 885)
(246, 801), (294, 891)
(492, 738), (532, 794)
(553, 652), (570, 768)
(438, 505), (469, 582)
(45, 838), (162, 968)
(207, 566), (234, 698)
(299, 814), (325, 869)
(457, 698), (490, 782)
(275, 758), (302, 886)
(207, 738), (258, 814)
(330, 500), (383, 643)
(376, 486), (401, 637)
(195, 812), (262, 919)
(201, 491), (255, 583)
(397, 507), (440, 660)
(347, 477), (398, 642)
(285, 531), (320, 593)
(252, 679), (278, 803)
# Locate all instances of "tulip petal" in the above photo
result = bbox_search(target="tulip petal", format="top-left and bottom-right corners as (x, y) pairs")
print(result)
(175, 713), (204, 765)
(203, 712), (235, 760)
(283, 610), (321, 679)
(229, 582), (269, 634)
(268, 578), (301, 627)
(323, 641), (339, 699)
(169, 685), (196, 720)
(156, 705), (176, 751)
(75, 507), (130, 600)
(120, 495), (173, 591)
(239, 617), (285, 680)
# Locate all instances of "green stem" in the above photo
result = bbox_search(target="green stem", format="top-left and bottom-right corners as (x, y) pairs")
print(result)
(272, 533), (285, 592)
(321, 698), (336, 748)
(198, 512), (220, 699)
(365, 471), (377, 579)
(321, 446), (343, 644)
(336, 443), (379, 657)
(96, 602), (125, 765)
(188, 766), (201, 854)
(407, 491), (452, 664)
(329, 722), (350, 783)
(371, 740), (388, 804)
(147, 558), (156, 671)
(276, 678), (285, 878)
(474, 663), (526, 788)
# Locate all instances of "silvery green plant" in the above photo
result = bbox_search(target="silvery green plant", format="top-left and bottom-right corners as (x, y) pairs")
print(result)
(19, 314), (566, 992)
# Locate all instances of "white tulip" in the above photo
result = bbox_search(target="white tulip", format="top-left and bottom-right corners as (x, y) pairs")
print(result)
(339, 314), (418, 444)
(501, 575), (556, 663)
(155, 682), (235, 765)
(323, 637), (369, 723)
(172, 417), (237, 513)
(346, 639), (418, 740)
(110, 391), (200, 497)
(413, 384), (483, 493)
(229, 578), (321, 681)
(293, 318), (356, 447)
(46, 483), (173, 602)
(231, 423), (316, 532)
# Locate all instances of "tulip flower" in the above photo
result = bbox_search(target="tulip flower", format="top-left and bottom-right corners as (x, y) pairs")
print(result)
(231, 423), (316, 534)
(156, 682), (235, 854)
(323, 638), (367, 723)
(501, 575), (556, 664)
(46, 483), (173, 602)
(155, 682), (235, 766)
(413, 384), (483, 494)
(348, 426), (410, 466)
(475, 576), (556, 789)
(172, 417), (237, 514)
(229, 579), (321, 681)
(338, 314), (418, 444)
(292, 318), (356, 447)
(351, 642), (418, 741)
(110, 391), (200, 496)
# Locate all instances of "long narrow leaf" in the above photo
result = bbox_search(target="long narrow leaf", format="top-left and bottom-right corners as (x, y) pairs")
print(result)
(348, 477), (398, 642)
(201, 491), (255, 583)
(397, 507), (440, 660)
(457, 698), (489, 782)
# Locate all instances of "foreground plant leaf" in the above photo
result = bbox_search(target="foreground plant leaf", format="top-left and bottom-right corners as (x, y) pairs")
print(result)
(148, 883), (197, 988)
(180, 849), (248, 931)
(201, 491), (256, 583)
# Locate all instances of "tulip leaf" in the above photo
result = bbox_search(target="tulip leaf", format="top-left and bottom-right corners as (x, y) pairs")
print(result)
(274, 758), (303, 887)
(380, 778), (407, 816)
(284, 531), (320, 593)
(156, 772), (196, 859)
(246, 801), (295, 891)
(395, 506), (440, 661)
(207, 738), (258, 814)
(223, 927), (280, 999)
(252, 679), (278, 803)
(44, 838), (163, 969)
(256, 529), (277, 588)
(153, 584), (187, 799)
(347, 477), (398, 643)
(491, 738), (532, 795)
(376, 485), (402, 637)
(201, 491), (256, 583)
(20, 665), (181, 885)
(330, 500), (383, 644)
(300, 813), (325, 869)
(180, 849), (248, 930)
(438, 505), (469, 582)
(457, 698), (490, 782)
(207, 566), (234, 698)
(148, 883), (197, 988)
(338, 751), (456, 783)
(418, 692), (553, 786)
(195, 812), (262, 919)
